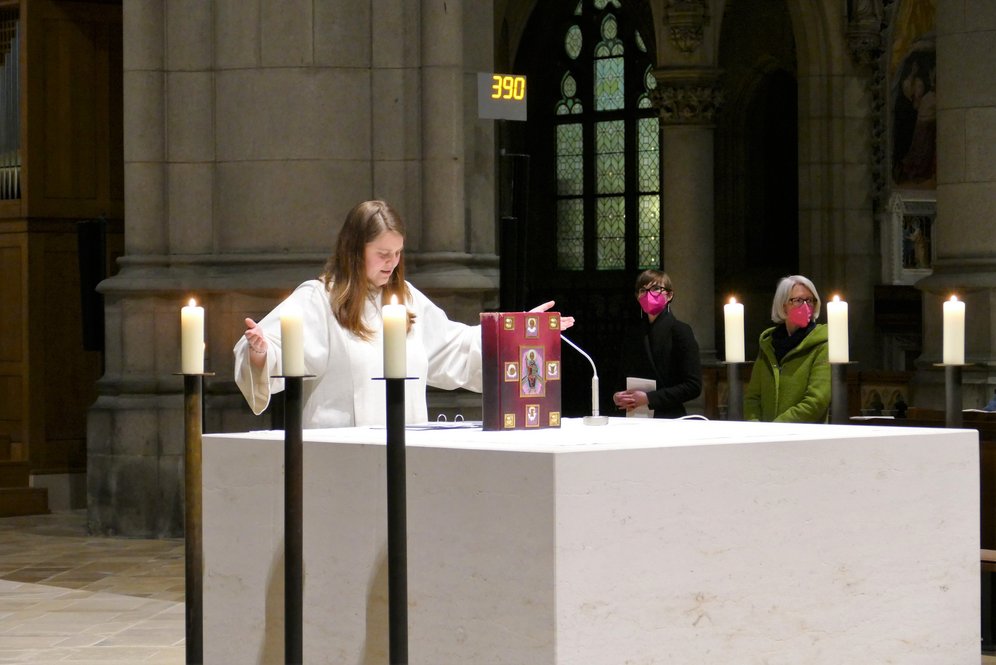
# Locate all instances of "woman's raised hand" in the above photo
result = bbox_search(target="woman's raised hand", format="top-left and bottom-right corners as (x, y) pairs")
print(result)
(528, 300), (575, 331)
(244, 318), (268, 367)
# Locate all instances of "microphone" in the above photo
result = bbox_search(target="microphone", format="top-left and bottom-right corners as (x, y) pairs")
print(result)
(561, 334), (609, 426)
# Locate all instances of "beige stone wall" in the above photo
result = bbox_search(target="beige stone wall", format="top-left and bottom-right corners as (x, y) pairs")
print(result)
(92, 0), (499, 536)
(915, 0), (996, 408)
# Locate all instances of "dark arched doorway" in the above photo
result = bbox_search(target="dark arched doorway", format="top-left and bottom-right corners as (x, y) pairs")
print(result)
(714, 0), (799, 360)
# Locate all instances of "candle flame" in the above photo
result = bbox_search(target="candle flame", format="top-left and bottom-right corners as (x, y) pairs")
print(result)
(949, 294), (959, 302)
(832, 295), (840, 302)
(390, 294), (398, 305)
(728, 296), (737, 305)
(188, 298), (196, 307)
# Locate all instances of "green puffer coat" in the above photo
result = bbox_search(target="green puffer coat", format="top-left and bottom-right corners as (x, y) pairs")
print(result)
(743, 323), (831, 423)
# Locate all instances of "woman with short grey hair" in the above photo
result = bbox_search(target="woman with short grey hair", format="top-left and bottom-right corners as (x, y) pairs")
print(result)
(743, 275), (830, 423)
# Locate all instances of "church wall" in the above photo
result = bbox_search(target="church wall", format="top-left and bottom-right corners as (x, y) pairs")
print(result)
(914, 0), (996, 409)
(90, 0), (500, 536)
(84, 0), (996, 536)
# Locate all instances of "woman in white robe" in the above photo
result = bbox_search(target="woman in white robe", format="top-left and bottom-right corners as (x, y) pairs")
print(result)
(233, 277), (483, 427)
(234, 200), (569, 428)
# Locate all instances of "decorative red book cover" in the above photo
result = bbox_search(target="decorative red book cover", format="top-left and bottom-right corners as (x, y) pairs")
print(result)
(480, 312), (562, 431)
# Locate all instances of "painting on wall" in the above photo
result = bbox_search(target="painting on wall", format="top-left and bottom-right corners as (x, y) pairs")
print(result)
(889, 194), (935, 284)
(901, 213), (931, 271)
(888, 0), (936, 190)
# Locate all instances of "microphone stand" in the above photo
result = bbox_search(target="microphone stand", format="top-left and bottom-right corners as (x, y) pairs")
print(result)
(562, 335), (609, 426)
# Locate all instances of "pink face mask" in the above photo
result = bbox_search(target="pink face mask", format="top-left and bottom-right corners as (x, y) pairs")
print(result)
(786, 302), (813, 328)
(638, 291), (669, 316)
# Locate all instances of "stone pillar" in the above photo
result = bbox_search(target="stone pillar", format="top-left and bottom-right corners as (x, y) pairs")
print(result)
(87, 1), (175, 538)
(411, 0), (498, 325)
(653, 68), (723, 362)
(420, 0), (465, 253)
(915, 2), (996, 407)
(121, 0), (167, 256)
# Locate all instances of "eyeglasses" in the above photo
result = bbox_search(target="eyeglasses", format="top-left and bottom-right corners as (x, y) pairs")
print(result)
(638, 285), (672, 296)
(787, 297), (815, 307)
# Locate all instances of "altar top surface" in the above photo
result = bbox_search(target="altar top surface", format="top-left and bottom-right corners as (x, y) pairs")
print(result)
(204, 416), (978, 454)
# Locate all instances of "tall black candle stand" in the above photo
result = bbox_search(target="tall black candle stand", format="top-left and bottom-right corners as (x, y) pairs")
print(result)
(279, 375), (310, 665)
(181, 372), (211, 665)
(830, 362), (855, 424)
(724, 362), (747, 420)
(937, 364), (965, 428)
(380, 376), (412, 665)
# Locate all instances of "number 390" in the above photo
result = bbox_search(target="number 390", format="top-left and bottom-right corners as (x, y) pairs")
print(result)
(491, 75), (526, 101)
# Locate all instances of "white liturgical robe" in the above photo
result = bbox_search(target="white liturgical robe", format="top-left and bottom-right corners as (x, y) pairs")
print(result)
(234, 280), (482, 427)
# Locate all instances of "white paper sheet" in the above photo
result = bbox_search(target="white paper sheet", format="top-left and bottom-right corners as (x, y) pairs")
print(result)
(626, 377), (656, 418)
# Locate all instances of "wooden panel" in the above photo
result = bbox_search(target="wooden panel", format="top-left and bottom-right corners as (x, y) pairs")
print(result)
(43, 17), (98, 200)
(0, 374), (22, 430)
(0, 234), (25, 448)
(0, 213), (119, 471)
(106, 19), (123, 201)
(19, 0), (123, 219)
(0, 242), (23, 363)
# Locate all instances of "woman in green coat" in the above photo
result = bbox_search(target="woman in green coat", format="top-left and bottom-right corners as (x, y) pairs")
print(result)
(744, 275), (831, 423)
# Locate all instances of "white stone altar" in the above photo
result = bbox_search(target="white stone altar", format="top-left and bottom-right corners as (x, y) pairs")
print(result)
(202, 418), (980, 664)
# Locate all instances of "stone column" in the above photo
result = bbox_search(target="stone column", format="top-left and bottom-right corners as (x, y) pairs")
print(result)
(87, 1), (175, 538)
(412, 0), (498, 326)
(915, 2), (996, 407)
(653, 68), (723, 362)
(420, 0), (464, 253)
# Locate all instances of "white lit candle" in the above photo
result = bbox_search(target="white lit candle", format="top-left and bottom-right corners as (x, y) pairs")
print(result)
(943, 295), (965, 365)
(723, 297), (745, 363)
(280, 304), (305, 376)
(826, 295), (849, 363)
(382, 295), (407, 378)
(181, 298), (204, 374)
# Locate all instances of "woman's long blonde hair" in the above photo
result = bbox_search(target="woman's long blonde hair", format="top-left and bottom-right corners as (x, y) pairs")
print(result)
(320, 200), (411, 340)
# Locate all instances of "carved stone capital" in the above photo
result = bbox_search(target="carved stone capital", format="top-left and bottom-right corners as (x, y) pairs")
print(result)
(650, 68), (724, 125)
(847, 26), (883, 69)
(664, 0), (710, 54)
(846, 0), (884, 69)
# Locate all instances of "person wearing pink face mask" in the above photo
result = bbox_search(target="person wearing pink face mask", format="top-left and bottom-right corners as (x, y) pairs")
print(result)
(612, 270), (702, 418)
(743, 275), (830, 423)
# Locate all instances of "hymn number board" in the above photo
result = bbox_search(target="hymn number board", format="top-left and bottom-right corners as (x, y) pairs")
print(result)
(477, 73), (527, 121)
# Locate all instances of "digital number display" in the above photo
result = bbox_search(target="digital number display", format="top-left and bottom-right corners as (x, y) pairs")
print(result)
(478, 72), (527, 121)
(490, 74), (526, 101)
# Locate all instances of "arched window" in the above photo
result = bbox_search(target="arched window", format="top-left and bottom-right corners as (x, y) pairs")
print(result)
(550, 0), (660, 272)
(510, 0), (659, 416)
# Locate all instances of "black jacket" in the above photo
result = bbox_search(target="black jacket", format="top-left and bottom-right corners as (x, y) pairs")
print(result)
(615, 308), (702, 418)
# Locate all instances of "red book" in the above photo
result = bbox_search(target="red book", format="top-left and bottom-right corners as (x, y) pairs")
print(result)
(480, 312), (562, 430)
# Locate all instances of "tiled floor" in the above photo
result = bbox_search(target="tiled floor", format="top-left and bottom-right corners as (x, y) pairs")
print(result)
(0, 510), (994, 664)
(0, 510), (184, 664)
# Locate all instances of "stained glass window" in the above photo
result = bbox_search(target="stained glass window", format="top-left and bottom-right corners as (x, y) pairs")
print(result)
(594, 15), (624, 112)
(565, 25), (583, 60)
(595, 121), (624, 194)
(557, 124), (583, 196)
(551, 0), (661, 271)
(596, 196), (625, 270)
(555, 72), (583, 115)
(557, 199), (584, 270)
(638, 195), (660, 269)
(637, 117), (658, 191)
